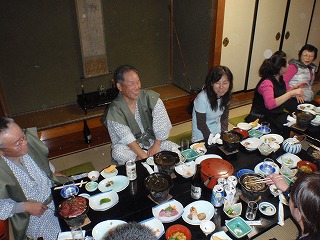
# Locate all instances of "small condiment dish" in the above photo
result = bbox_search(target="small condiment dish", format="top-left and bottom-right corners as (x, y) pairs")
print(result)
(85, 181), (98, 192)
(88, 171), (100, 181)
(200, 220), (215, 236)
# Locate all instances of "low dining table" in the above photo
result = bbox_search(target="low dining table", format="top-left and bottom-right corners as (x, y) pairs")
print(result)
(52, 141), (319, 240)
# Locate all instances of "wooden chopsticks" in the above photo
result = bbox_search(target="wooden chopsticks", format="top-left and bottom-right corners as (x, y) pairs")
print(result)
(244, 178), (268, 184)
(309, 143), (320, 151)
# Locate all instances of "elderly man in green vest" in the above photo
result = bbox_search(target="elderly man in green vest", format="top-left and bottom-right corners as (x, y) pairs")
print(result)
(102, 65), (179, 165)
(0, 117), (62, 239)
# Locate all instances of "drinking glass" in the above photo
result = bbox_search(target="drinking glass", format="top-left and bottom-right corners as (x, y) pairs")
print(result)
(180, 139), (190, 151)
(245, 201), (258, 220)
(71, 226), (84, 240)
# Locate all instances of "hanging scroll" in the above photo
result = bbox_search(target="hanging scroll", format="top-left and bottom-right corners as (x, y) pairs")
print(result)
(75, 0), (108, 78)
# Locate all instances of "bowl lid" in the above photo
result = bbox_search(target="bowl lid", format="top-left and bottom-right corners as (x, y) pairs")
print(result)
(144, 173), (173, 192)
(200, 158), (234, 178)
(153, 151), (180, 166)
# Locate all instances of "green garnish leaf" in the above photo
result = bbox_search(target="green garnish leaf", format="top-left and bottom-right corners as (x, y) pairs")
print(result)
(100, 198), (111, 205)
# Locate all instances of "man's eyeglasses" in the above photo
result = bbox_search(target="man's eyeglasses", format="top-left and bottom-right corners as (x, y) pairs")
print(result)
(1, 134), (27, 150)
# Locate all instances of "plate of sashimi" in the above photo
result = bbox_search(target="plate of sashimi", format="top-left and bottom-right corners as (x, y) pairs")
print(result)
(152, 199), (184, 223)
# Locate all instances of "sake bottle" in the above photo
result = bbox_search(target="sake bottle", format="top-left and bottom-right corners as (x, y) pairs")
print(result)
(191, 164), (202, 199)
(83, 119), (92, 144)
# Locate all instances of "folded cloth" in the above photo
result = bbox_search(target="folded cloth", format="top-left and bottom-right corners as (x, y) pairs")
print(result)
(278, 200), (284, 226)
(142, 162), (154, 174)
(208, 133), (221, 145)
(57, 231), (86, 240)
(283, 115), (296, 127)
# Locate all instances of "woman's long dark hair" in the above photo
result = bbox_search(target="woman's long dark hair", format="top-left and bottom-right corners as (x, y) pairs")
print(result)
(290, 173), (320, 239)
(259, 54), (287, 80)
(203, 66), (233, 111)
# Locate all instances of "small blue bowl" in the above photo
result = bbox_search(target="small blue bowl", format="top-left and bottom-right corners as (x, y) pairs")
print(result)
(181, 149), (199, 162)
(259, 163), (276, 175)
(60, 185), (79, 198)
(237, 169), (254, 178)
(257, 126), (271, 134)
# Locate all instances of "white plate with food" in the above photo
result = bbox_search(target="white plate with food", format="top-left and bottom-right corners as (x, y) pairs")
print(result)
(194, 154), (222, 165)
(175, 161), (196, 178)
(259, 202), (276, 216)
(260, 134), (284, 145)
(190, 142), (207, 155)
(92, 220), (127, 240)
(297, 103), (315, 111)
(276, 153), (301, 168)
(101, 165), (118, 178)
(140, 217), (165, 239)
(254, 162), (280, 175)
(98, 175), (129, 193)
(89, 190), (119, 211)
(210, 231), (232, 240)
(152, 199), (184, 223)
(182, 200), (214, 225)
(241, 137), (263, 150)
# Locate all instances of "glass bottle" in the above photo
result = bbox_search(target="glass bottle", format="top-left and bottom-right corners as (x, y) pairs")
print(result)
(83, 119), (92, 144)
(191, 164), (202, 199)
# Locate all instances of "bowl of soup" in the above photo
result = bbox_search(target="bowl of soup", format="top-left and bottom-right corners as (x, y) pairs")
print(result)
(297, 161), (318, 174)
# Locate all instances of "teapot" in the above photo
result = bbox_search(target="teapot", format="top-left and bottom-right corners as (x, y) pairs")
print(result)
(282, 138), (302, 154)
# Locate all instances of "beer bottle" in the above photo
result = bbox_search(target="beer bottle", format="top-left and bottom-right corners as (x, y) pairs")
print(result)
(83, 119), (92, 144)
(191, 164), (202, 199)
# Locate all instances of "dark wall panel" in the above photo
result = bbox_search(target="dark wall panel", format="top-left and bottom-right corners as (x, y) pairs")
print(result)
(0, 0), (170, 115)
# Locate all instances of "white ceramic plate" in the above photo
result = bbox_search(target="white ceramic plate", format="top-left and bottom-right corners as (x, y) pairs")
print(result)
(259, 202), (276, 216)
(175, 161), (196, 178)
(276, 153), (301, 168)
(140, 217), (165, 239)
(241, 137), (263, 150)
(194, 154), (222, 165)
(237, 122), (252, 131)
(182, 200), (214, 225)
(210, 231), (232, 240)
(297, 103), (315, 111)
(98, 175), (129, 193)
(260, 134), (284, 145)
(254, 162), (280, 175)
(92, 220), (127, 240)
(89, 190), (119, 211)
(152, 199), (184, 223)
(100, 168), (118, 178)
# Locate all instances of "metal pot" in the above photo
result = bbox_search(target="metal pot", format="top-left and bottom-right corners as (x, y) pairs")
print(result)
(153, 151), (180, 176)
(200, 158), (234, 189)
(144, 172), (173, 202)
(222, 130), (243, 152)
(58, 196), (89, 227)
(296, 111), (315, 128)
(239, 172), (268, 201)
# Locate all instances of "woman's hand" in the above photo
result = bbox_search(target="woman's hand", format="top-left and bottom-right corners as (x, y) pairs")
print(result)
(265, 174), (289, 192)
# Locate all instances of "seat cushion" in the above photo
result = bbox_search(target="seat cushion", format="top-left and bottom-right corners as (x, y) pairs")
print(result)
(60, 162), (95, 176)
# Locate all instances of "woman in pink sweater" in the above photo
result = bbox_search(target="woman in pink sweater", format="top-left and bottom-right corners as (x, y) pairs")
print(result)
(245, 54), (305, 135)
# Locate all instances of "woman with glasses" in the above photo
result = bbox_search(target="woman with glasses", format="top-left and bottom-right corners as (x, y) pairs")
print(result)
(284, 44), (318, 103)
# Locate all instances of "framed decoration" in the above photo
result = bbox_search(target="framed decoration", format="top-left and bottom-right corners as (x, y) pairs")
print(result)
(75, 0), (108, 78)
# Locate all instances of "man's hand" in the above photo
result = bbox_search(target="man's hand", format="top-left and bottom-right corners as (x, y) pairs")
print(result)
(24, 201), (48, 217)
(147, 139), (161, 157)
